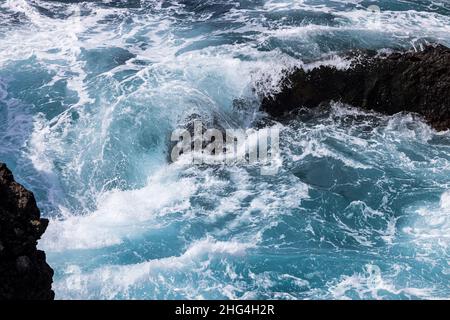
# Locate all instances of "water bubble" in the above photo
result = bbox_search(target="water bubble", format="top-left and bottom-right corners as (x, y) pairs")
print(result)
(367, 5), (381, 14)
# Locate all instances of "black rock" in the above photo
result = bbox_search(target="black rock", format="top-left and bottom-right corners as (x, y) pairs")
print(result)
(0, 163), (54, 300)
(261, 44), (450, 131)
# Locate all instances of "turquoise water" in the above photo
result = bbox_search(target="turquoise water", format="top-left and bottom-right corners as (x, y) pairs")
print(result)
(0, 0), (449, 299)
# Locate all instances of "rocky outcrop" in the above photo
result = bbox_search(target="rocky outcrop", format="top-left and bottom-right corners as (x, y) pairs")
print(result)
(0, 163), (54, 300)
(261, 44), (450, 131)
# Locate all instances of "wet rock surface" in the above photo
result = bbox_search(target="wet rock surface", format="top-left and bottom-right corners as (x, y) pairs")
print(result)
(261, 44), (450, 131)
(0, 163), (54, 300)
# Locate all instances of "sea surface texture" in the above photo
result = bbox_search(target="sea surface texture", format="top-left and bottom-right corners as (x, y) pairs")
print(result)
(0, 0), (449, 299)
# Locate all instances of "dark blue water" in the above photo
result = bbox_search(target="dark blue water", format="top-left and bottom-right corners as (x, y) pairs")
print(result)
(0, 0), (449, 299)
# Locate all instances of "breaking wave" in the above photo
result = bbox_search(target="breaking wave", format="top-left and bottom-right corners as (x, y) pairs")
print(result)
(0, 0), (449, 299)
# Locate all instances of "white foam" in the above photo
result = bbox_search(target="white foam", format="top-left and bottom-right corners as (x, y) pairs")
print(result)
(53, 237), (254, 299)
(304, 55), (353, 71)
(336, 9), (450, 39)
(402, 190), (450, 253)
(263, 0), (335, 14)
(440, 190), (450, 210)
(328, 264), (435, 299)
(2, 0), (449, 300)
(40, 164), (198, 251)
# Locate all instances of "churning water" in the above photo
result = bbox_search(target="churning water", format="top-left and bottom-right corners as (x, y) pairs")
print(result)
(0, 0), (449, 299)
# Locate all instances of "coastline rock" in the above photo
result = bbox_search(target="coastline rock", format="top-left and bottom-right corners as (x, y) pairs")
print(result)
(0, 163), (54, 300)
(261, 44), (450, 131)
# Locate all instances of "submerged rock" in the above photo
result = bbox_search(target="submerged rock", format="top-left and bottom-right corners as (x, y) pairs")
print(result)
(261, 44), (450, 131)
(0, 163), (54, 300)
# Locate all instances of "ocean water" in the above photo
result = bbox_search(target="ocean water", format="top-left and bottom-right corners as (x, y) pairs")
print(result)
(0, 0), (450, 299)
